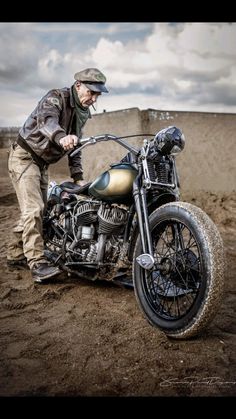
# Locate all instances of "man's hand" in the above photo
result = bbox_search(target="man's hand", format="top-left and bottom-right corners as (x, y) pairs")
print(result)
(59, 135), (78, 150)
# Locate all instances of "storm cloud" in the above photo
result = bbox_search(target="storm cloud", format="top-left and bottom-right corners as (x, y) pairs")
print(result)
(0, 22), (235, 126)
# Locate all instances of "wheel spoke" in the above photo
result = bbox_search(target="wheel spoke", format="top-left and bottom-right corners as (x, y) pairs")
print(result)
(141, 219), (202, 320)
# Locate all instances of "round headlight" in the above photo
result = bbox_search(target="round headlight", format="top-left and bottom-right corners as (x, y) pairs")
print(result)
(154, 126), (185, 156)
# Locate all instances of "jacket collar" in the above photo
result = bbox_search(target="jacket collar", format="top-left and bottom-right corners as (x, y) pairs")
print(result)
(69, 86), (75, 108)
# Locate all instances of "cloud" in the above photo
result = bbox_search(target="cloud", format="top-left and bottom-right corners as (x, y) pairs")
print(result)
(0, 22), (236, 126)
(90, 23), (236, 97)
(0, 89), (40, 127)
(0, 23), (41, 86)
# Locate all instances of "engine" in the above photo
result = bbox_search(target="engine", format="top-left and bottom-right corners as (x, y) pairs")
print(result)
(46, 197), (129, 265)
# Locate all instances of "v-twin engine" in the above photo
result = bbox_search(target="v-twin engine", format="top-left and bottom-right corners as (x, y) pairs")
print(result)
(48, 198), (129, 265)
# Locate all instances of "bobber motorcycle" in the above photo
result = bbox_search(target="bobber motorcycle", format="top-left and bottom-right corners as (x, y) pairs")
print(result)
(43, 126), (224, 339)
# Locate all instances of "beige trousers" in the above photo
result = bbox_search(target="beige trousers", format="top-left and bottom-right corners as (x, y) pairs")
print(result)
(7, 144), (48, 268)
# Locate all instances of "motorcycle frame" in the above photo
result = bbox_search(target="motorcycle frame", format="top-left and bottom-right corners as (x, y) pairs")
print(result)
(69, 134), (180, 260)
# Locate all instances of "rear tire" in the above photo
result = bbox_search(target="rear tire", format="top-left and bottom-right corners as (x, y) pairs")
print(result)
(133, 202), (225, 339)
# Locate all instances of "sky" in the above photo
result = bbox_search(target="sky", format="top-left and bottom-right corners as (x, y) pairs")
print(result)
(0, 22), (236, 127)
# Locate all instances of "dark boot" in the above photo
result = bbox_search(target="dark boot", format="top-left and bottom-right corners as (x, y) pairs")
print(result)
(31, 262), (61, 283)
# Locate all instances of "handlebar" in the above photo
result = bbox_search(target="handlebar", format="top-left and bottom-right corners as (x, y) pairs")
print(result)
(69, 133), (154, 158)
(80, 133), (117, 144)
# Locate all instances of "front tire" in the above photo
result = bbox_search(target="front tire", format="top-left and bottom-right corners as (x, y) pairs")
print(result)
(133, 202), (225, 339)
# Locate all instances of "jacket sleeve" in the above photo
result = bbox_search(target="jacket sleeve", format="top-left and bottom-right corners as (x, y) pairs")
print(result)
(36, 90), (66, 145)
(67, 126), (88, 181)
(68, 151), (83, 181)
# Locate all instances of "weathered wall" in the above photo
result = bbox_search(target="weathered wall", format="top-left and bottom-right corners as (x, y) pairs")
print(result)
(81, 108), (145, 181)
(144, 110), (236, 193)
(81, 108), (236, 193)
(0, 127), (19, 148)
(0, 108), (235, 193)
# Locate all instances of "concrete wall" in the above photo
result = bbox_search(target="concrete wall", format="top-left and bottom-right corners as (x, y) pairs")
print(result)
(0, 108), (235, 193)
(0, 127), (19, 148)
(142, 110), (236, 193)
(82, 108), (236, 193)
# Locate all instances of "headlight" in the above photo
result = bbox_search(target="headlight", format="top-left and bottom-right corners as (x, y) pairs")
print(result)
(154, 126), (185, 156)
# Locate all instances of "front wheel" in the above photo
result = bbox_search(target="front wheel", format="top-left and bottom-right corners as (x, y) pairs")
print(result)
(133, 202), (225, 339)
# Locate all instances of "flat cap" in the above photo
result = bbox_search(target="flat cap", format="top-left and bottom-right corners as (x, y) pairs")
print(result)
(74, 68), (108, 93)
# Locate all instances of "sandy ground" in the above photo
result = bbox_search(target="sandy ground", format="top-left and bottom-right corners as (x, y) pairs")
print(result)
(0, 173), (236, 398)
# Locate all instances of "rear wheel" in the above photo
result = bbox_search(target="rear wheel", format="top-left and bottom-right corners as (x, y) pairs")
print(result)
(133, 202), (224, 339)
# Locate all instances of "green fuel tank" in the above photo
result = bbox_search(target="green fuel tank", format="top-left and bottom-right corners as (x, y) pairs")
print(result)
(88, 162), (138, 203)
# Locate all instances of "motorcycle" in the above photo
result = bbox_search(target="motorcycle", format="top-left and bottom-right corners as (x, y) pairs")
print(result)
(43, 126), (224, 339)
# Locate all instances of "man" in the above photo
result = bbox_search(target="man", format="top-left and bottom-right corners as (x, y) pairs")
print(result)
(7, 68), (108, 283)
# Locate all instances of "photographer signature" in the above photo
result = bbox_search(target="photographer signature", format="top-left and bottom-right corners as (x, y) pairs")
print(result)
(160, 376), (236, 387)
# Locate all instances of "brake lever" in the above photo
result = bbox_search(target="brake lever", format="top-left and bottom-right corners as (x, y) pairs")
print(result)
(68, 136), (97, 157)
(68, 143), (88, 157)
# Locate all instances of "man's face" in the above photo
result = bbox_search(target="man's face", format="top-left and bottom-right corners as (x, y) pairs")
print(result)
(75, 82), (101, 108)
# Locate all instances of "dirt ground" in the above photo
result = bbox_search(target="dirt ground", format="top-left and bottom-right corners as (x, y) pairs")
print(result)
(0, 173), (236, 398)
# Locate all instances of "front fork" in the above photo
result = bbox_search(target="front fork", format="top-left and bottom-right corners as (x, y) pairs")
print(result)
(133, 175), (154, 270)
